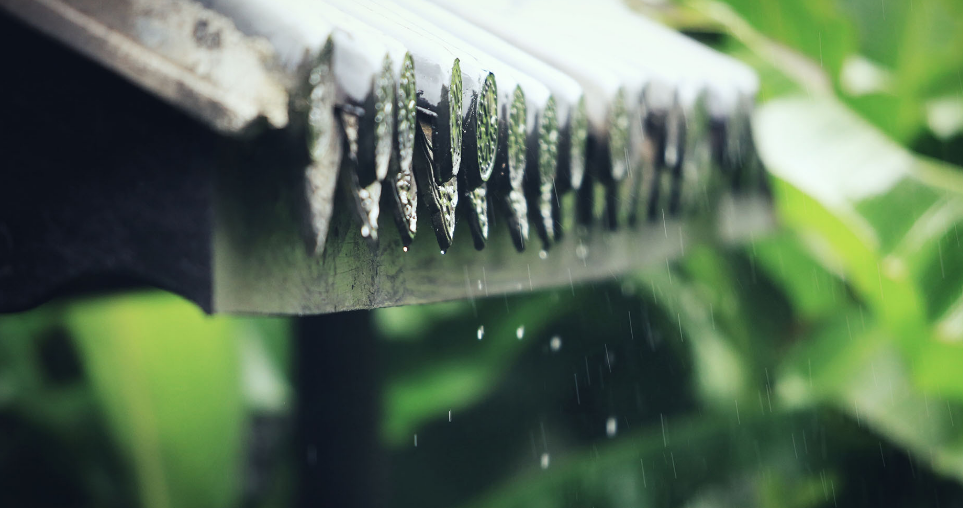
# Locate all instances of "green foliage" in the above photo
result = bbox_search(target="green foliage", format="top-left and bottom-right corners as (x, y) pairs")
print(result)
(66, 293), (244, 508)
(0, 293), (292, 508)
(749, 94), (963, 480)
(713, 0), (857, 81)
(685, 0), (963, 143)
(375, 1), (963, 507)
(839, 0), (963, 140)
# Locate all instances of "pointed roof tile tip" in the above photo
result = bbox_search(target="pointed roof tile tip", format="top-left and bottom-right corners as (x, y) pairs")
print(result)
(532, 95), (560, 248)
(475, 72), (500, 186)
(303, 48), (339, 258)
(384, 51), (420, 248)
(447, 57), (465, 180)
(465, 184), (490, 251)
(412, 117), (458, 252)
(567, 95), (590, 191)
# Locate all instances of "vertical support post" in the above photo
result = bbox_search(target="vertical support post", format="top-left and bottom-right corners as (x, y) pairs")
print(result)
(296, 311), (383, 508)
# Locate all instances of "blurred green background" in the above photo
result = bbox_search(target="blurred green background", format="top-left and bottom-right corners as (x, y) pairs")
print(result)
(2, 0), (963, 507)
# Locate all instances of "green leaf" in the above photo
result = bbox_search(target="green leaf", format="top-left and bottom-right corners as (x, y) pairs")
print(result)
(757, 97), (953, 337)
(777, 315), (963, 483)
(838, 0), (963, 140)
(751, 230), (853, 323)
(690, 0), (963, 141)
(712, 0), (858, 81)
(66, 293), (245, 508)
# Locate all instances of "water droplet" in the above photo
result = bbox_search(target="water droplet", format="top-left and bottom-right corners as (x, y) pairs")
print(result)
(575, 243), (588, 260)
(550, 335), (562, 352)
(440, 250), (446, 255)
(403, 246), (408, 252)
(361, 224), (371, 237)
(516, 326), (525, 340)
(606, 417), (618, 437)
(539, 250), (548, 260)
(477, 280), (483, 291)
(477, 325), (485, 340)
(540, 453), (551, 469)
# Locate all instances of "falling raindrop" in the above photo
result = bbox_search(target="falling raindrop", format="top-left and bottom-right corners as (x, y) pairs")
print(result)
(477, 325), (485, 340)
(540, 453), (551, 469)
(516, 325), (525, 340)
(550, 335), (562, 352)
(606, 417), (618, 437)
(575, 242), (588, 260)
(539, 250), (548, 260)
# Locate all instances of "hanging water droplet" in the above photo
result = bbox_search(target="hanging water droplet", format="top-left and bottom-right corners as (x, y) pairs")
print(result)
(606, 417), (618, 437)
(540, 453), (551, 469)
(440, 250), (447, 255)
(539, 250), (548, 260)
(516, 326), (525, 340)
(550, 335), (562, 352)
(403, 246), (408, 252)
(477, 325), (485, 340)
